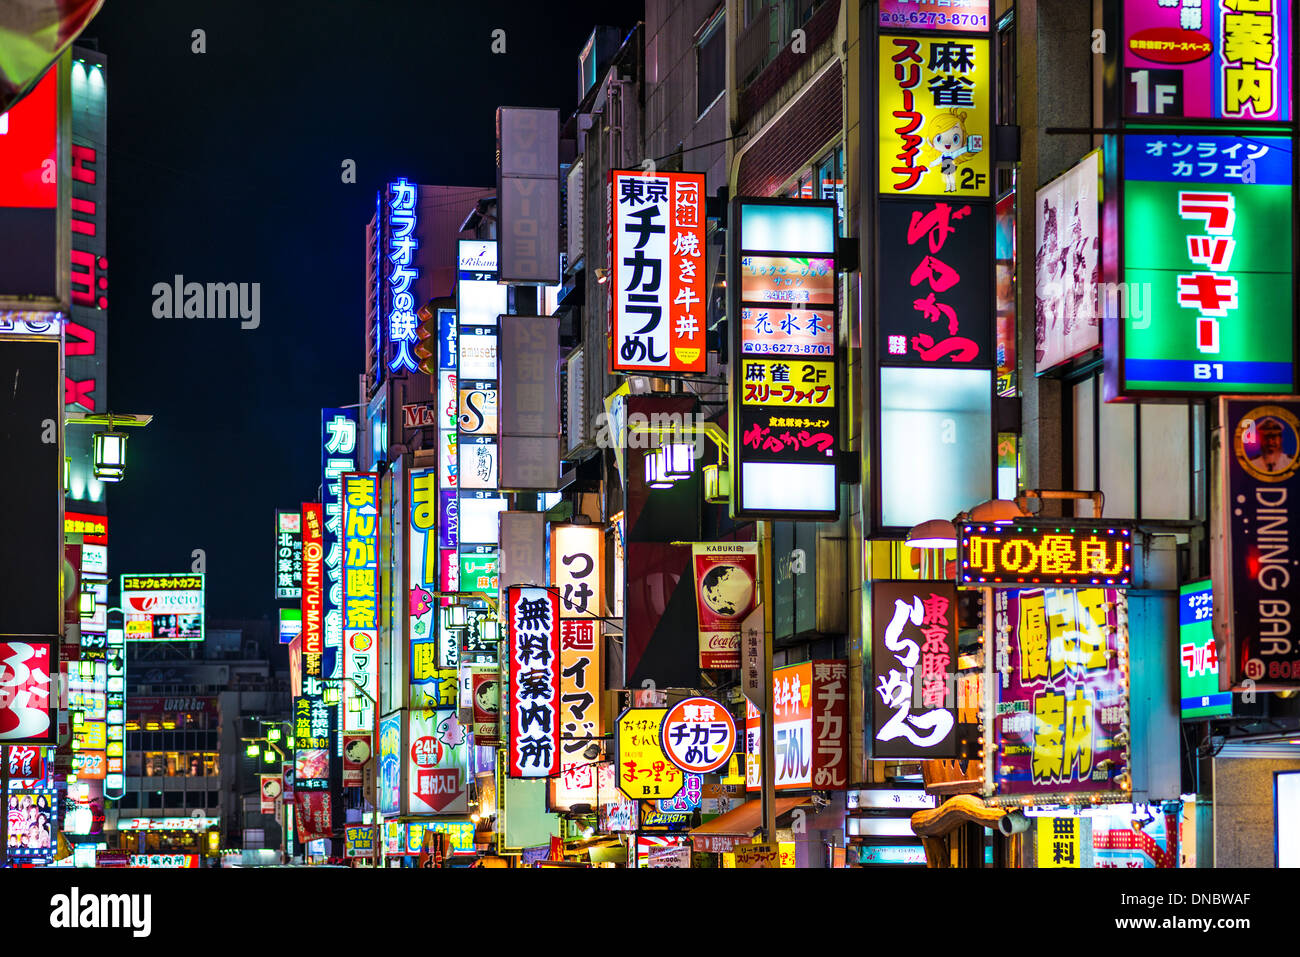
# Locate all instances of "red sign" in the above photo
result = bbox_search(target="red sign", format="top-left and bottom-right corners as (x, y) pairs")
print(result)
(414, 767), (461, 813)
(260, 774), (283, 814)
(507, 586), (561, 778)
(6, 745), (45, 779)
(0, 640), (57, 745)
(660, 696), (735, 774)
(64, 511), (108, 545)
(745, 660), (849, 791)
(294, 790), (333, 843)
(64, 543), (83, 625)
(608, 170), (707, 374)
(301, 503), (324, 673)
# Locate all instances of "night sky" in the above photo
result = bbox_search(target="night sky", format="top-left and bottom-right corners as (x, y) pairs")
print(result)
(83, 0), (643, 623)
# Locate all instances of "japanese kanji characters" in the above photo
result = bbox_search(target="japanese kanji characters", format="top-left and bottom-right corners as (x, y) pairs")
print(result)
(387, 178), (420, 374)
(508, 587), (560, 777)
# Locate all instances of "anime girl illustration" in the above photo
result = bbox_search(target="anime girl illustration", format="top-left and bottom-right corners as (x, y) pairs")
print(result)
(920, 110), (981, 193)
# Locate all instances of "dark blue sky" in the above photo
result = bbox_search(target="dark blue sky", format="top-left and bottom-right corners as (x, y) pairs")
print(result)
(85, 0), (642, 621)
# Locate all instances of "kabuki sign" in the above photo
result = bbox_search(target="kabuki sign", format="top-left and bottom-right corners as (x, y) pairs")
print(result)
(660, 696), (736, 774)
(871, 582), (959, 759)
(507, 586), (561, 778)
(878, 33), (991, 197)
(1122, 0), (1292, 122)
(959, 523), (1134, 588)
(608, 170), (707, 374)
(993, 588), (1130, 798)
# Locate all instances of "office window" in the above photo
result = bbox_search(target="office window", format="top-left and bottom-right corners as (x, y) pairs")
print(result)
(1278, 772), (1299, 867)
(697, 11), (726, 117)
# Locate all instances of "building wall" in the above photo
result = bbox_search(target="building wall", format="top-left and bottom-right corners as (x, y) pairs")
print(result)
(1212, 757), (1300, 867)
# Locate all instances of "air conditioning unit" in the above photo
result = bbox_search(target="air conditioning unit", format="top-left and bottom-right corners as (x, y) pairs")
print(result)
(567, 159), (585, 268)
(565, 347), (586, 454)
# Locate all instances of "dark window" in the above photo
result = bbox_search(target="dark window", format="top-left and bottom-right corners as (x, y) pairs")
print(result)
(164, 791), (183, 809)
(697, 14), (726, 116)
(120, 792), (139, 809)
(146, 791), (163, 809)
(207, 790), (220, 808)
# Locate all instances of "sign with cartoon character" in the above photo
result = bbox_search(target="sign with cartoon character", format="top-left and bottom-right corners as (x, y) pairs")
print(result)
(878, 33), (991, 197)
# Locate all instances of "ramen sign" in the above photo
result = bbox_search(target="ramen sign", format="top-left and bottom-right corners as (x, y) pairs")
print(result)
(660, 696), (736, 774)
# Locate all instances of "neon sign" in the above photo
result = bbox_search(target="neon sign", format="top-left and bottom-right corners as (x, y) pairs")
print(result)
(387, 178), (419, 373)
(958, 523), (1133, 587)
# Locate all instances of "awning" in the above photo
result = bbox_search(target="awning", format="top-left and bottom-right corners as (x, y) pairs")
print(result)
(690, 797), (810, 854)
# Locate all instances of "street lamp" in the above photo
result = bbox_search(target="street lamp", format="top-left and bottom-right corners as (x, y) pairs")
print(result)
(65, 411), (153, 485)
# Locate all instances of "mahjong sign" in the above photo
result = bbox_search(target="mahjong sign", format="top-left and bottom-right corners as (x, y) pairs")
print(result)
(1116, 131), (1293, 396)
(1123, 0), (1292, 122)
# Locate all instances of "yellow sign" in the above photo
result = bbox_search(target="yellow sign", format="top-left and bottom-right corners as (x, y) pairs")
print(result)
(878, 34), (991, 197)
(125, 619), (152, 637)
(1036, 816), (1081, 868)
(740, 359), (835, 407)
(734, 841), (780, 868)
(616, 708), (682, 800)
(779, 842), (797, 868)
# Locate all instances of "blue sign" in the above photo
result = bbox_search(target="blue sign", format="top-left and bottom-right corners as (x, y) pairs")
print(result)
(387, 178), (420, 373)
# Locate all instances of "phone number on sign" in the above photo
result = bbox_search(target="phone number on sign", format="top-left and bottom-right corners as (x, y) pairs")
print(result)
(881, 12), (988, 27)
(743, 344), (833, 356)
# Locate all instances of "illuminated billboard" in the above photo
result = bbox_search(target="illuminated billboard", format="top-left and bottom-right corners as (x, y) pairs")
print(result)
(119, 574), (205, 641)
(958, 523), (1133, 588)
(878, 33), (991, 198)
(730, 198), (840, 521)
(1114, 132), (1293, 396)
(608, 170), (707, 374)
(878, 0), (991, 31)
(1179, 580), (1231, 719)
(342, 473), (378, 732)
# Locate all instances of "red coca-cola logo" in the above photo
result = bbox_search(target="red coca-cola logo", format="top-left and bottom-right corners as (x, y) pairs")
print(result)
(707, 634), (738, 649)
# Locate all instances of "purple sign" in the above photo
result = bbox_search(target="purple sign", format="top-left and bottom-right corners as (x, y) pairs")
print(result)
(878, 0), (991, 32)
(1123, 0), (1292, 122)
(439, 490), (459, 549)
(993, 588), (1128, 796)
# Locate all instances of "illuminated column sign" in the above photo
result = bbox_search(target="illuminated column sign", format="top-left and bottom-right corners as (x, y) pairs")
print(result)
(322, 408), (358, 677)
(274, 509), (303, 599)
(386, 178), (420, 374)
(608, 170), (708, 374)
(342, 473), (378, 732)
(456, 241), (506, 594)
(103, 626), (126, 800)
(437, 306), (460, 593)
(728, 198), (840, 520)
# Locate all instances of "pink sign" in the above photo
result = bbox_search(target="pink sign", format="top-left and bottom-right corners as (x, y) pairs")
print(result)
(878, 0), (991, 32)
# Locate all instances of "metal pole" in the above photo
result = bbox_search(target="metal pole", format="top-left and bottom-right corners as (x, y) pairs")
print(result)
(758, 522), (777, 844)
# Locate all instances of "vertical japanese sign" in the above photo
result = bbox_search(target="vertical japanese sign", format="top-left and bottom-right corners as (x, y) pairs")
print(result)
(1037, 816), (1082, 868)
(323, 408), (359, 682)
(660, 697), (736, 774)
(456, 241), (505, 594)
(470, 664), (499, 742)
(552, 524), (605, 618)
(616, 708), (683, 800)
(507, 586), (561, 777)
(692, 542), (759, 669)
(558, 618), (602, 767)
(379, 711), (401, 816)
(870, 581), (959, 758)
(293, 694), (333, 790)
(1215, 397), (1300, 687)
(275, 509), (303, 599)
(878, 199), (992, 366)
(1179, 580), (1231, 718)
(408, 707), (468, 814)
(0, 639), (57, 744)
(386, 178), (420, 374)
(408, 466), (440, 672)
(342, 473), (378, 732)
(993, 588), (1130, 796)
(103, 625), (126, 798)
(878, 33), (991, 197)
(300, 504), (324, 679)
(608, 170), (707, 373)
(730, 199), (840, 520)
(1122, 0), (1292, 122)
(1035, 150), (1102, 374)
(745, 661), (849, 790)
(1116, 133), (1293, 395)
